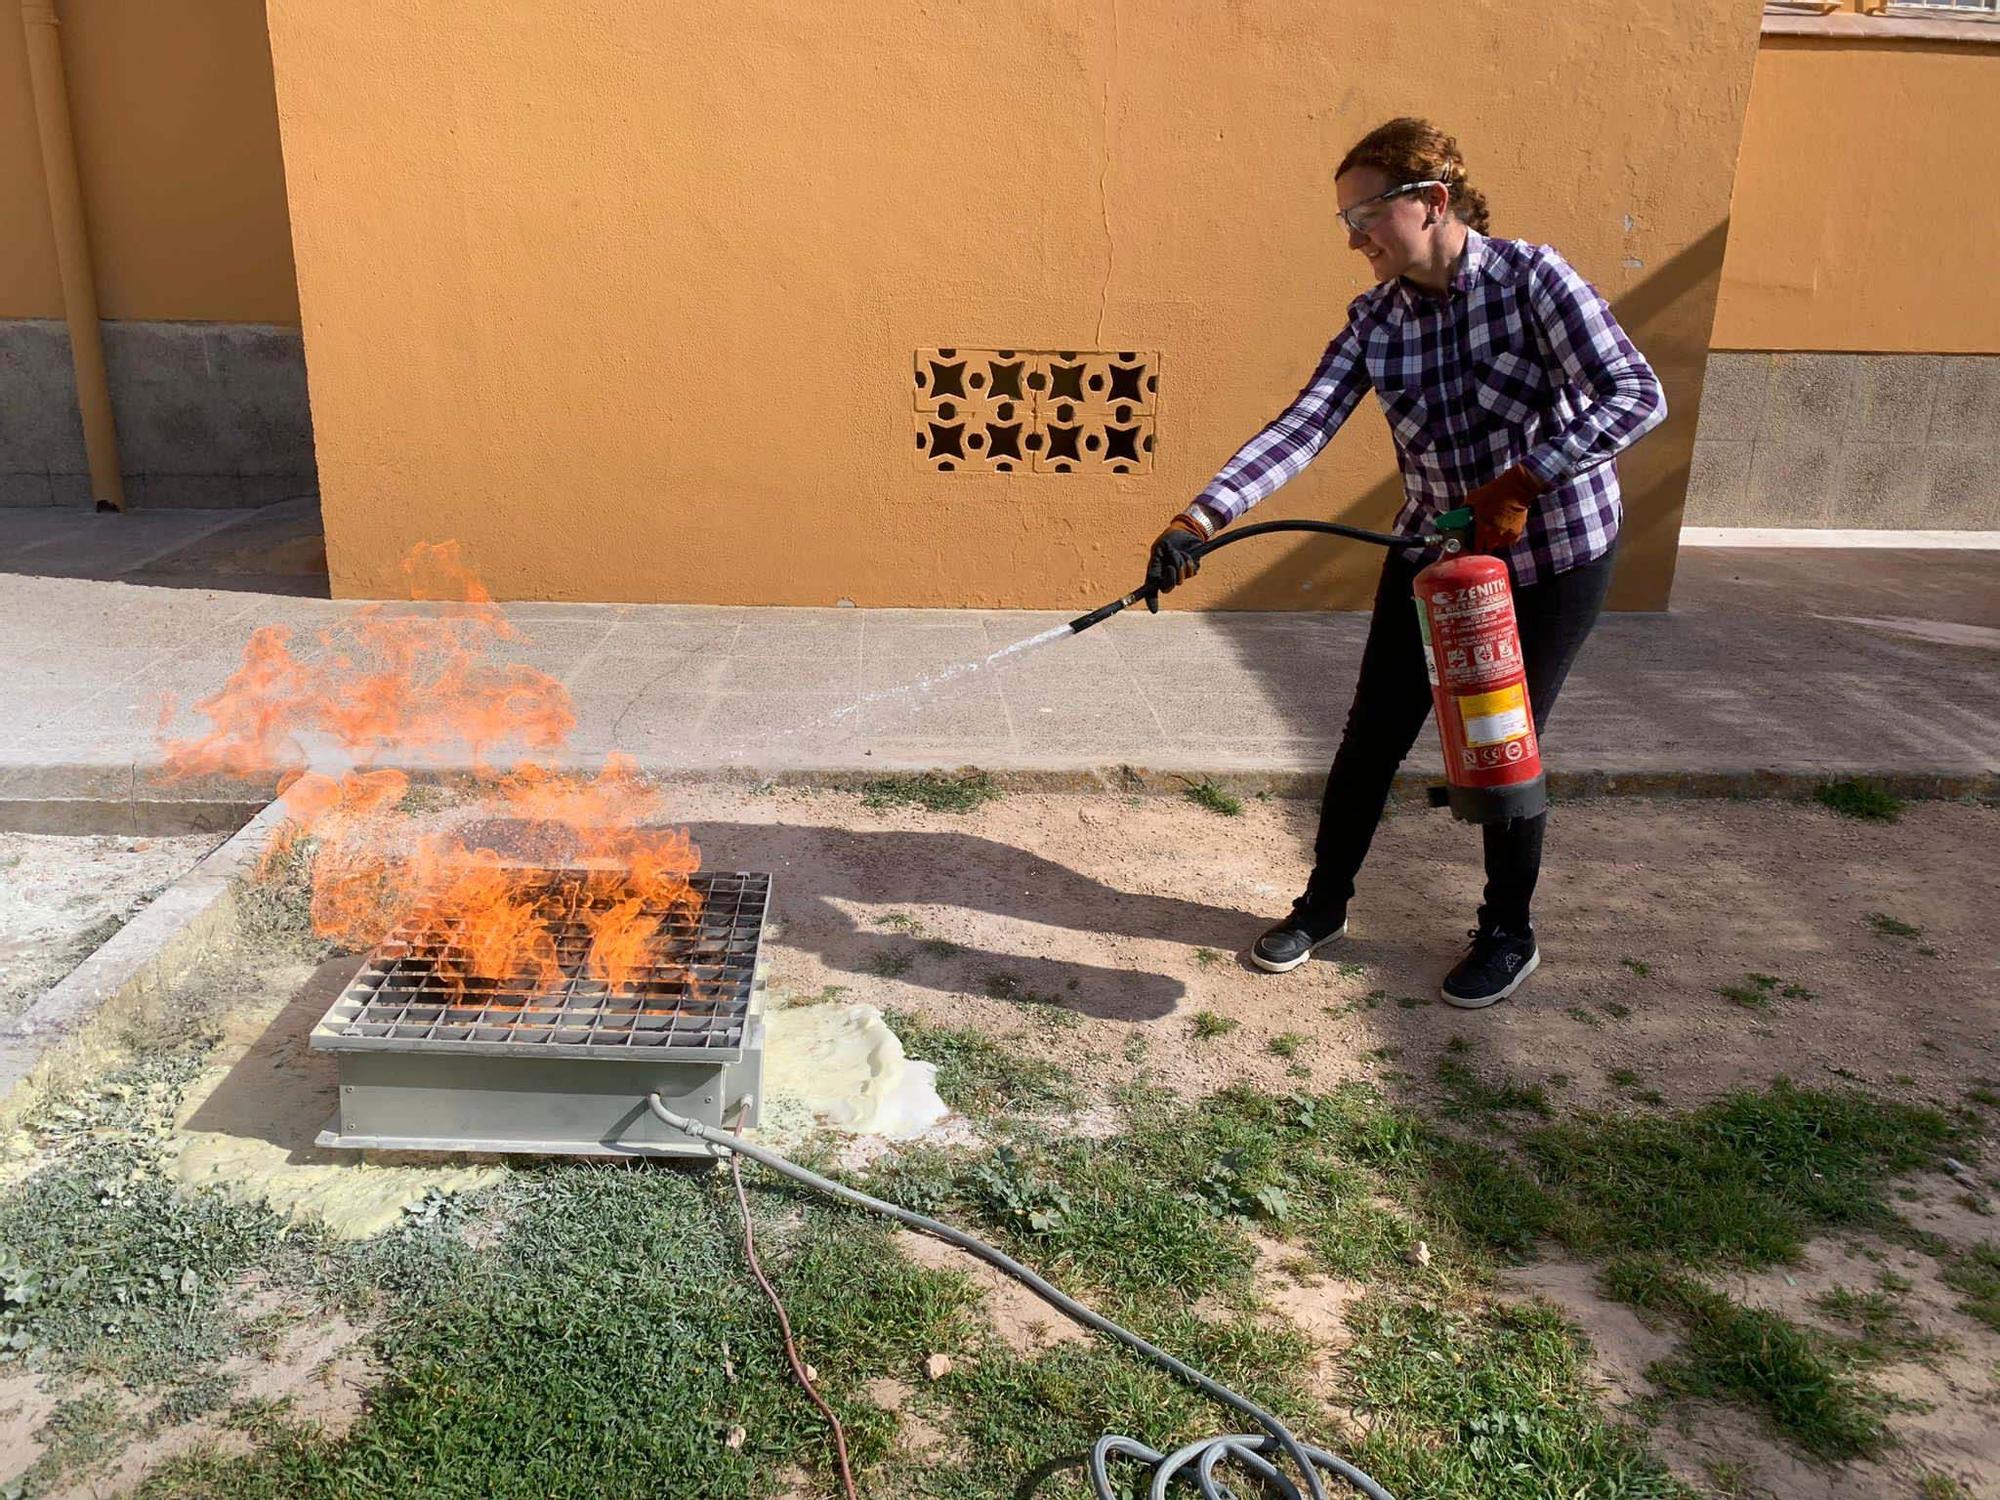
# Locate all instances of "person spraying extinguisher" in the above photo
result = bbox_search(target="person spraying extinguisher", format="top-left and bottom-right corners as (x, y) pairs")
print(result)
(1147, 117), (1666, 1008)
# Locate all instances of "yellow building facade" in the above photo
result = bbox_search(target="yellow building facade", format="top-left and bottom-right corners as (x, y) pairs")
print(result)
(4, 2), (1995, 601)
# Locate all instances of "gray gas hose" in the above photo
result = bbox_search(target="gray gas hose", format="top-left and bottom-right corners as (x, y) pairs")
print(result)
(646, 1095), (1395, 1500)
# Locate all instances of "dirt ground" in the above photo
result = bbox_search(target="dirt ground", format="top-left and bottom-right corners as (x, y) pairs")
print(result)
(675, 786), (1995, 1122)
(0, 832), (223, 1025)
(4, 786), (1996, 1498)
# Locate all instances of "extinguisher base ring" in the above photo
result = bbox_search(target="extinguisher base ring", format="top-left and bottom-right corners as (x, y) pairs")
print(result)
(1442, 776), (1548, 826)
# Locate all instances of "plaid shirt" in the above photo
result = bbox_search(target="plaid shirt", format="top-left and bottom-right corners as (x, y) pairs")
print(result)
(1194, 233), (1667, 586)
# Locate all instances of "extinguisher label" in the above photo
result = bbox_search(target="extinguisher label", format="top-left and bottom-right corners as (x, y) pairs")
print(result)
(1458, 683), (1530, 748)
(1413, 600), (1438, 685)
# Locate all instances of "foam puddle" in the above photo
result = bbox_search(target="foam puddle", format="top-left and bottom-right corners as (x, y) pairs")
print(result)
(760, 1002), (950, 1145)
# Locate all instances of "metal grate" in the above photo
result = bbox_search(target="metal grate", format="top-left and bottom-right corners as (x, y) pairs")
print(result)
(317, 870), (768, 1054)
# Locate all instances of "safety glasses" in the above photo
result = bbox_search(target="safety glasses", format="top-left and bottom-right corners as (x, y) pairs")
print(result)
(1338, 179), (1446, 236)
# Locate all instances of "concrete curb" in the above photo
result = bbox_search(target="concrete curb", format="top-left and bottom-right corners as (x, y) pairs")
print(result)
(0, 800), (288, 1126)
(0, 763), (1994, 836)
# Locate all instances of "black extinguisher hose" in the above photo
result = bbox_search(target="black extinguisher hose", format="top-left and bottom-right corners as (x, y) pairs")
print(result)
(1066, 510), (1472, 635)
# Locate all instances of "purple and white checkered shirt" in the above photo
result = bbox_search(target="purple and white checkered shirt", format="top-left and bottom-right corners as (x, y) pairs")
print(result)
(1193, 233), (1667, 587)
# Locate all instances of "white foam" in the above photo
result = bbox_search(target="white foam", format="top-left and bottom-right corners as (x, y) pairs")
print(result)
(760, 1002), (951, 1143)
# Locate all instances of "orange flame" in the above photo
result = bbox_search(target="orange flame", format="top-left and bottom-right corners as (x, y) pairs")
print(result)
(159, 543), (700, 996)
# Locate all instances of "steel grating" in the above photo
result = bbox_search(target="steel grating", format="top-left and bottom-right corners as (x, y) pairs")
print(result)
(316, 870), (768, 1058)
(312, 868), (771, 1158)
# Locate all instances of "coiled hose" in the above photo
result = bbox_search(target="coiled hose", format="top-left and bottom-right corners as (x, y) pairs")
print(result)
(646, 1095), (1395, 1500)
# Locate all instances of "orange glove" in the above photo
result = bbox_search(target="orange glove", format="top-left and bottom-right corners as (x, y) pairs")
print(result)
(1466, 466), (1543, 554)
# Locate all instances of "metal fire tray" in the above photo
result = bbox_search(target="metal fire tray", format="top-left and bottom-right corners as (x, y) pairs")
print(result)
(312, 869), (770, 1159)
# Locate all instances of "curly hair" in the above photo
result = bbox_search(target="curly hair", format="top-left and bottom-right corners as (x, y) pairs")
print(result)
(1335, 117), (1491, 234)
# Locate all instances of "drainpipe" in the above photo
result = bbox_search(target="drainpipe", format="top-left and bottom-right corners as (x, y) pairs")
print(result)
(20, 0), (124, 511)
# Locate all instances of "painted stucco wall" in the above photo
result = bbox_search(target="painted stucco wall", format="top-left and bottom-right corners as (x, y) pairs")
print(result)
(268, 0), (1760, 609)
(1711, 32), (2000, 355)
(0, 0), (298, 324)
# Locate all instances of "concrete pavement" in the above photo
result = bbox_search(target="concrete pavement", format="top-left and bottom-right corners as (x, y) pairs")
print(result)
(2, 500), (1996, 830)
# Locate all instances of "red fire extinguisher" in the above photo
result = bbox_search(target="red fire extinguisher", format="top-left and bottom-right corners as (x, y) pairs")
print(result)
(1414, 508), (1547, 825)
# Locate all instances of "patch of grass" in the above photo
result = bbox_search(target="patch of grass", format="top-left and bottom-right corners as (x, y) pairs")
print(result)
(865, 949), (915, 979)
(1600, 1000), (1633, 1020)
(1868, 912), (1922, 941)
(1966, 1085), (2000, 1111)
(229, 835), (332, 958)
(875, 911), (922, 932)
(0, 1064), (291, 1383)
(1815, 778), (1904, 822)
(13, 1390), (125, 1495)
(1619, 956), (1652, 978)
(917, 937), (962, 959)
(1940, 1243), (2000, 1332)
(1341, 1295), (1681, 1497)
(146, 1165), (980, 1500)
(1522, 1080), (1955, 1268)
(1191, 947), (1225, 968)
(1176, 777), (1243, 817)
(1268, 1032), (1306, 1059)
(1918, 1474), (1973, 1500)
(1609, 1068), (1642, 1088)
(860, 770), (1001, 813)
(981, 972), (1079, 1031)
(1811, 1286), (1950, 1365)
(1565, 1005), (1604, 1028)
(913, 1311), (1316, 1500)
(884, 1010), (1081, 1117)
(1436, 1058), (1552, 1120)
(1395, 995), (1430, 1010)
(1190, 1010), (1238, 1040)
(1603, 1257), (1888, 1460)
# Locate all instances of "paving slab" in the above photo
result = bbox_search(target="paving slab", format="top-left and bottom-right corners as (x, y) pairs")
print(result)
(0, 504), (1996, 827)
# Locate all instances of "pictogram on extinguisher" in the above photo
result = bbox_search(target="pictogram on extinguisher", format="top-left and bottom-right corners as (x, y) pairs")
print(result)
(1413, 510), (1547, 826)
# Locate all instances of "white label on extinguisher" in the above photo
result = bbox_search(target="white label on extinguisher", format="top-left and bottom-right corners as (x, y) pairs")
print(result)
(1459, 683), (1530, 748)
(1414, 600), (1438, 685)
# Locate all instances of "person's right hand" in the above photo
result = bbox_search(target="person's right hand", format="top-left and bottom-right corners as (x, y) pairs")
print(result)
(1146, 516), (1207, 606)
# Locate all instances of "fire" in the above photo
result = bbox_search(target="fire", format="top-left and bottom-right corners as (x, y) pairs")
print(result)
(158, 542), (701, 996)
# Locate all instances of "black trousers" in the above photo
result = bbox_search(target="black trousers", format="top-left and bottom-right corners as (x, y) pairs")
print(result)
(1308, 546), (1616, 930)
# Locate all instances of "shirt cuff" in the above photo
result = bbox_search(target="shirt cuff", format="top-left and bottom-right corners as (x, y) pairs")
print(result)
(1519, 446), (1568, 491)
(1191, 489), (1238, 528)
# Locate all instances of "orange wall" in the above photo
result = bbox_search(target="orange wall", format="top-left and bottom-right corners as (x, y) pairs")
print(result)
(1712, 34), (2000, 353)
(0, 0), (298, 323)
(268, 0), (1761, 609)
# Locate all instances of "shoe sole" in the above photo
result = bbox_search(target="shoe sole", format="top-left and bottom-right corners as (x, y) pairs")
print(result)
(1440, 948), (1541, 1009)
(1249, 921), (1349, 975)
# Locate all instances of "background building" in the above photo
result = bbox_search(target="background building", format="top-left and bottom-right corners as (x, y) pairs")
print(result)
(3, 0), (1994, 609)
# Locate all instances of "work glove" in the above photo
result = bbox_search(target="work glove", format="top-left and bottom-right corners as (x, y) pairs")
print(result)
(1465, 466), (1543, 554)
(1145, 515), (1208, 610)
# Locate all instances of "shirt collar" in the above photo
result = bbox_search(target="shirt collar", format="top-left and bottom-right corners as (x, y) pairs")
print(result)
(1393, 230), (1488, 314)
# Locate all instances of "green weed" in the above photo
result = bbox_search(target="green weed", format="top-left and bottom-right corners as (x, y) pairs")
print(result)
(1177, 778), (1243, 817)
(883, 1010), (1082, 1117)
(1868, 912), (1922, 941)
(1940, 1244), (2000, 1333)
(861, 770), (1002, 813)
(1190, 1010), (1238, 1040)
(1268, 1032), (1306, 1060)
(1603, 1257), (1888, 1460)
(1815, 779), (1904, 822)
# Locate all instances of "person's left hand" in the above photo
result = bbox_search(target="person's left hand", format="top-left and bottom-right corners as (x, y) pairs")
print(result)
(1466, 466), (1543, 553)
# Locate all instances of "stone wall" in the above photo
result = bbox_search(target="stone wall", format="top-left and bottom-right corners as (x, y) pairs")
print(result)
(1687, 353), (1998, 528)
(0, 320), (316, 508)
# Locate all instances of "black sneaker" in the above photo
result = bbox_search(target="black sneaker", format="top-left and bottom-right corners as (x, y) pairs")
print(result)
(1250, 897), (1349, 974)
(1440, 924), (1540, 1008)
